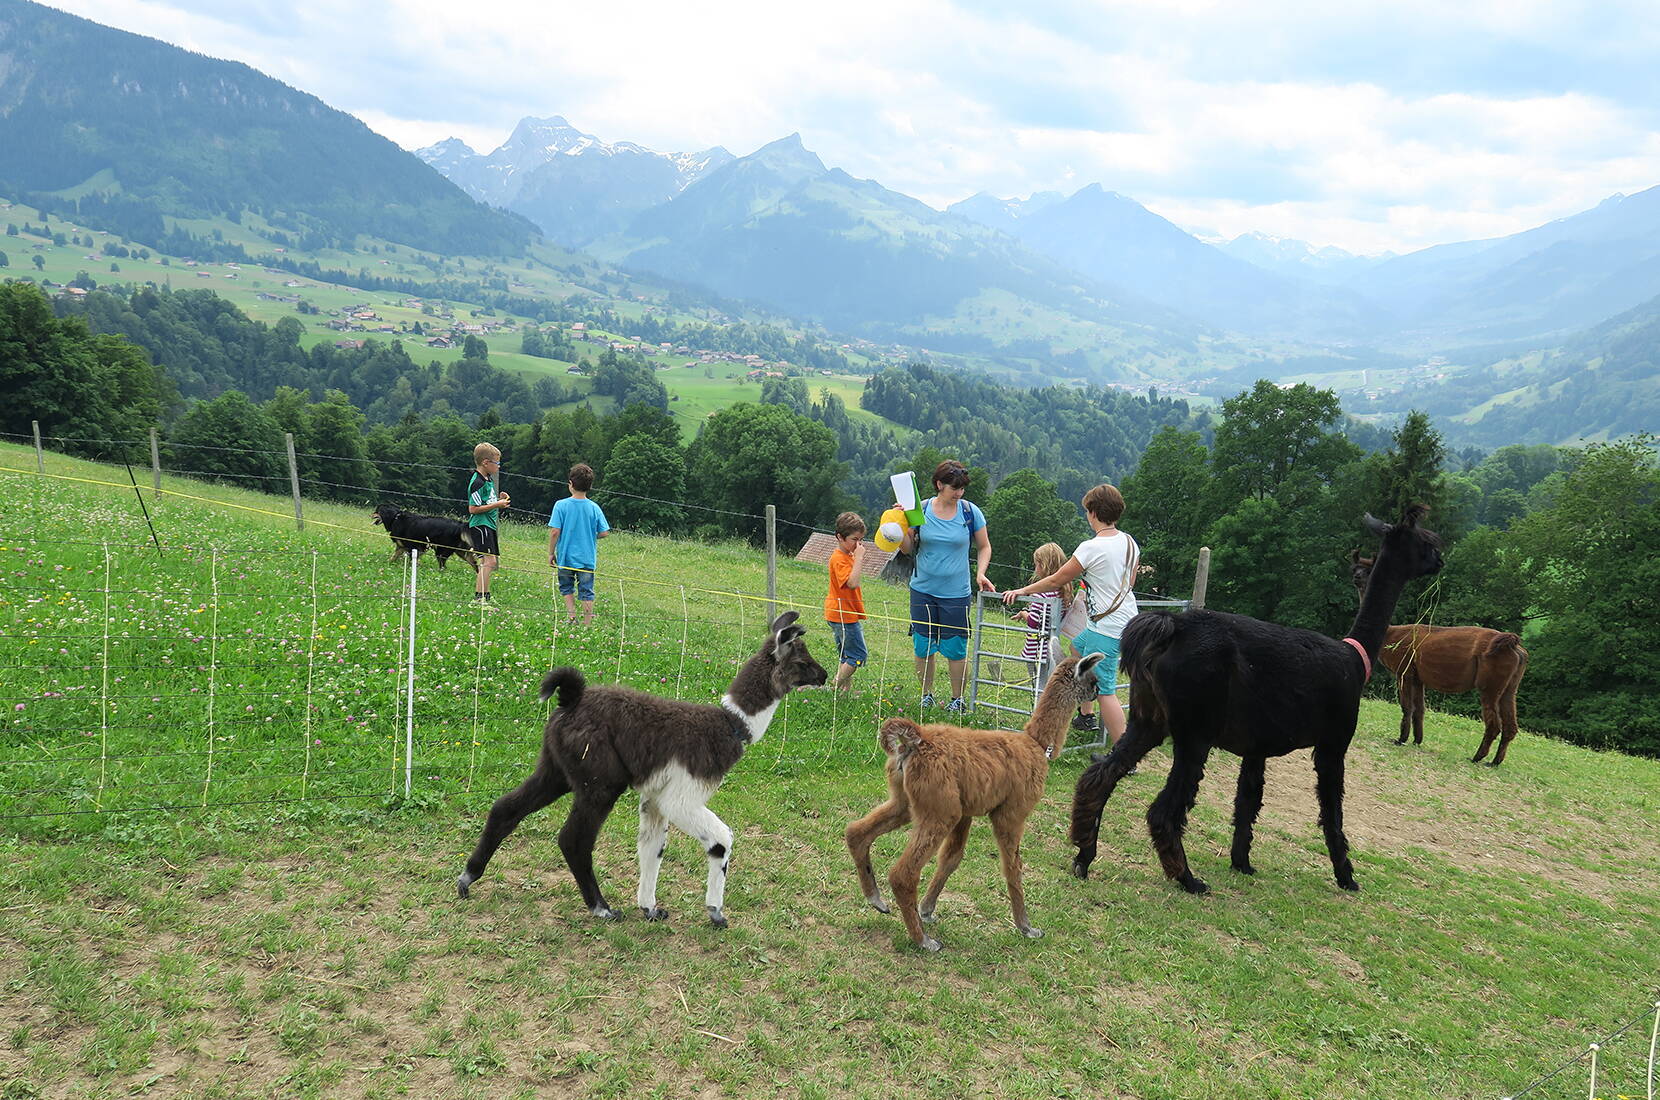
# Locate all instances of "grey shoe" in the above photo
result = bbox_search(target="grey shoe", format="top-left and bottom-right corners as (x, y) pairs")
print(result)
(1071, 712), (1100, 732)
(943, 697), (966, 715)
(919, 693), (934, 710)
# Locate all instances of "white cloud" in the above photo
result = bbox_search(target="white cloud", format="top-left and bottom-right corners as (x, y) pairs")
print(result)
(40, 0), (1660, 253)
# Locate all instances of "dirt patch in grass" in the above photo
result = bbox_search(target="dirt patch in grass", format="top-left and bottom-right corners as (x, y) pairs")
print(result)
(1118, 737), (1656, 905)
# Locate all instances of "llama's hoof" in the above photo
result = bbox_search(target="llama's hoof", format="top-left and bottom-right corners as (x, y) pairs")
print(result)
(919, 907), (937, 924)
(591, 905), (621, 921)
(918, 937), (942, 953)
(1018, 925), (1044, 939)
(1232, 860), (1257, 875)
(456, 872), (474, 899)
(1177, 874), (1210, 895)
(1339, 878), (1361, 892)
(640, 906), (669, 921)
(1486, 761), (1503, 768)
(1069, 857), (1092, 880)
(706, 906), (728, 929)
(1394, 737), (1407, 746)
(867, 895), (891, 915)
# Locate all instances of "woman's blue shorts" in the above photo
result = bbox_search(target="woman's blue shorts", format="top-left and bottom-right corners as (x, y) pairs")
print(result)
(909, 589), (969, 661)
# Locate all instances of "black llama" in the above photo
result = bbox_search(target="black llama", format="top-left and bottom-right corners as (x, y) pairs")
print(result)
(1070, 506), (1443, 894)
(457, 611), (828, 926)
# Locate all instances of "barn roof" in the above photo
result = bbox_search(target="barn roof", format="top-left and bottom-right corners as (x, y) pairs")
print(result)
(794, 533), (895, 579)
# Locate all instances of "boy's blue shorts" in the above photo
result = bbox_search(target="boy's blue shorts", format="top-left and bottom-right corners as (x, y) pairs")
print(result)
(1072, 628), (1123, 695)
(557, 567), (596, 601)
(829, 620), (867, 667)
(909, 589), (969, 661)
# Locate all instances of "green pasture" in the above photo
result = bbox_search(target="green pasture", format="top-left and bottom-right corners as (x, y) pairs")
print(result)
(2, 444), (1658, 1100)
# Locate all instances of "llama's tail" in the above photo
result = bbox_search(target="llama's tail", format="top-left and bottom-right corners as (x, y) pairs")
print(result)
(1119, 611), (1177, 703)
(538, 667), (586, 708)
(878, 717), (924, 758)
(1484, 632), (1523, 657)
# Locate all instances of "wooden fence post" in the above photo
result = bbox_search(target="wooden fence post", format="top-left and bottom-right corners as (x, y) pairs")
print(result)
(1190, 547), (1211, 610)
(285, 432), (304, 531)
(149, 428), (161, 491)
(765, 504), (777, 623)
(32, 420), (44, 473)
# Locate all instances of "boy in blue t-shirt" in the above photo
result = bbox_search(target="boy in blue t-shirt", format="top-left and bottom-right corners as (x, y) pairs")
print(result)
(548, 463), (611, 625)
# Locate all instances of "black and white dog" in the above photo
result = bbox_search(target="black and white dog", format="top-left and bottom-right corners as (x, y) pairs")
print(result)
(371, 504), (479, 572)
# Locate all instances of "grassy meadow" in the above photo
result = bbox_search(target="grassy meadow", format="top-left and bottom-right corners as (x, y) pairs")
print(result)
(1, 443), (1658, 1100)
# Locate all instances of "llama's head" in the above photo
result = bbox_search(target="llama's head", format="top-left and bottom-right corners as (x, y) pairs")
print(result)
(766, 611), (829, 694)
(1047, 654), (1105, 708)
(1348, 550), (1376, 594)
(1028, 654), (1106, 751)
(1360, 504), (1444, 584)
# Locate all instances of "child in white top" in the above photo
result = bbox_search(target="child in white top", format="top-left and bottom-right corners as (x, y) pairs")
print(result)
(1002, 485), (1138, 748)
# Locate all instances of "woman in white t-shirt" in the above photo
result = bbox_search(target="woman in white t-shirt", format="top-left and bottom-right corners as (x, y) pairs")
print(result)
(1002, 484), (1139, 747)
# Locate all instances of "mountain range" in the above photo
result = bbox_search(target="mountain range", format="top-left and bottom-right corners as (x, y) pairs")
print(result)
(3, 0), (1658, 445)
(433, 111), (1660, 359)
(417, 118), (732, 247)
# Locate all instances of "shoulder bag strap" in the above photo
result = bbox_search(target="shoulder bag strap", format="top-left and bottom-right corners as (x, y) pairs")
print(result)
(1090, 534), (1140, 622)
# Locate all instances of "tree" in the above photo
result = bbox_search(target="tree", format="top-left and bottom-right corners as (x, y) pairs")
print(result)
(167, 391), (286, 484)
(685, 403), (848, 543)
(760, 376), (810, 416)
(1120, 426), (1211, 595)
(980, 469), (1088, 591)
(603, 433), (686, 534)
(304, 390), (376, 502)
(32, 254), (44, 270)
(1509, 436), (1660, 755)
(0, 281), (160, 460)
(1210, 381), (1357, 508)
(462, 334), (488, 360)
(1375, 411), (1448, 528)
(0, 251), (8, 267)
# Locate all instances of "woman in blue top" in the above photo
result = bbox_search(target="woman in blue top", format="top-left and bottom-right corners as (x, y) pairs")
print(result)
(898, 459), (993, 714)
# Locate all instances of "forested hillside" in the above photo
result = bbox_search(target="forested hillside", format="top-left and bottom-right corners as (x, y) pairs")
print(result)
(0, 0), (531, 255)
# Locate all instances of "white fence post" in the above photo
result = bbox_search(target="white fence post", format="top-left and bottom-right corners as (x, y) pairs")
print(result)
(1646, 998), (1659, 1100)
(404, 548), (418, 798)
(32, 420), (44, 473)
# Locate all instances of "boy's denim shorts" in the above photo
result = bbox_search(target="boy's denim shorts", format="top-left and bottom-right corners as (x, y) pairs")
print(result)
(557, 567), (596, 601)
(829, 620), (868, 667)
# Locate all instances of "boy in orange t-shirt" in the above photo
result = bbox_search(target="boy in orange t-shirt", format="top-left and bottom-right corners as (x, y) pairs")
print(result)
(825, 511), (868, 691)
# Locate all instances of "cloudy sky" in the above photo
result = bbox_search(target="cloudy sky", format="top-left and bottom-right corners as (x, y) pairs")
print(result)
(44, 0), (1660, 254)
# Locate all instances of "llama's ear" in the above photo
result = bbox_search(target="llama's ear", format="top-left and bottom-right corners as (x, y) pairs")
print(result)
(1402, 503), (1429, 527)
(1348, 549), (1361, 564)
(1361, 513), (1390, 537)
(1077, 652), (1105, 679)
(769, 610), (800, 633)
(773, 624), (805, 657)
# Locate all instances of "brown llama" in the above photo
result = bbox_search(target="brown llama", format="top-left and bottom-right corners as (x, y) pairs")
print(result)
(1351, 554), (1530, 765)
(1070, 506), (1443, 895)
(845, 653), (1104, 952)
